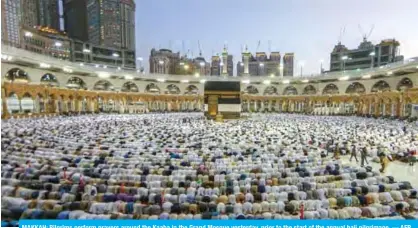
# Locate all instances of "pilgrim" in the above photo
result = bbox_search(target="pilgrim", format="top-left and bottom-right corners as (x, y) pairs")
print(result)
(1, 113), (417, 223)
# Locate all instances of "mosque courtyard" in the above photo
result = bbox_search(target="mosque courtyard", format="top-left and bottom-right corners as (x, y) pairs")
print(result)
(1, 113), (418, 220)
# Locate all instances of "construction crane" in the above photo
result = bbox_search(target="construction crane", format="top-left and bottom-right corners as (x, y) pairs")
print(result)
(198, 40), (202, 57)
(338, 26), (346, 44)
(358, 24), (374, 41)
(256, 40), (261, 52)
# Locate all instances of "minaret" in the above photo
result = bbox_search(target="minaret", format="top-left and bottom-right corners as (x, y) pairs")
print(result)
(221, 45), (228, 76)
(243, 44), (250, 76)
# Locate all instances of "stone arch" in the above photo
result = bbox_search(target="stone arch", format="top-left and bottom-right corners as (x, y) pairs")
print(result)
(371, 80), (391, 93)
(322, 83), (339, 95)
(283, 86), (298, 95)
(345, 82), (366, 94)
(166, 84), (181, 94)
(93, 80), (114, 91)
(396, 77), (413, 91)
(244, 85), (259, 94)
(66, 77), (86, 89)
(302, 85), (317, 95)
(21, 92), (34, 113)
(121, 81), (139, 92)
(145, 83), (160, 94)
(7, 92), (20, 114)
(40, 73), (59, 87)
(185, 85), (199, 95)
(264, 86), (278, 95)
(4, 68), (30, 83)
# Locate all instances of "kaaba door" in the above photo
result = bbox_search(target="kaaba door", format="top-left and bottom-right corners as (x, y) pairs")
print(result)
(208, 95), (218, 116)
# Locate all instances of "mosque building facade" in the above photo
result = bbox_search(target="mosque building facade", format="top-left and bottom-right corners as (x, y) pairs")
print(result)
(1, 43), (418, 119)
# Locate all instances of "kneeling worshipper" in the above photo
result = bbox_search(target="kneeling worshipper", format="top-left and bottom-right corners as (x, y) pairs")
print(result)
(1, 114), (417, 221)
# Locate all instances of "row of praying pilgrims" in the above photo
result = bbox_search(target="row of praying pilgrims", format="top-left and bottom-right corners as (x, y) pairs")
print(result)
(1, 113), (418, 225)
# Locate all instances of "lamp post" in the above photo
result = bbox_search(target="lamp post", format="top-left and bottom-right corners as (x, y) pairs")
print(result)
(137, 57), (143, 72)
(113, 53), (119, 68)
(199, 61), (205, 75)
(319, 59), (324, 74)
(83, 49), (91, 63)
(184, 64), (189, 72)
(158, 60), (164, 74)
(341, 56), (351, 74)
(299, 61), (304, 77)
(259, 62), (264, 76)
(25, 32), (33, 37)
(369, 52), (375, 69)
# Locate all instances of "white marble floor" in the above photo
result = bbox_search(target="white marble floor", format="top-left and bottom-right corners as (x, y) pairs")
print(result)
(340, 156), (418, 188)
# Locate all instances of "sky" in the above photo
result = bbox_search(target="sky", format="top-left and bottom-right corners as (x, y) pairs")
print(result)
(135, 0), (418, 76)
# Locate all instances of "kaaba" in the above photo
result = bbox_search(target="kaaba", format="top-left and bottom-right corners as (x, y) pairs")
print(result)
(204, 81), (241, 119)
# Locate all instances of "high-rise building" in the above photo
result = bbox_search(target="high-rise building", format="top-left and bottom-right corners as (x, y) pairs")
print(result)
(99, 0), (122, 48)
(65, 0), (135, 50)
(329, 38), (403, 72)
(38, 0), (60, 30)
(149, 48), (180, 74)
(227, 55), (234, 76)
(283, 53), (294, 77)
(83, 0), (135, 49)
(1, 0), (21, 47)
(210, 48), (233, 76)
(237, 51), (281, 77)
(63, 0), (89, 42)
(21, 26), (71, 60)
(210, 55), (221, 76)
(193, 56), (211, 76)
(21, 0), (39, 29)
(120, 0), (136, 50)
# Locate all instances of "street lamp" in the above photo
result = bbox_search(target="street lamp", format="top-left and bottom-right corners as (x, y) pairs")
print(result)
(259, 63), (264, 76)
(137, 57), (143, 72)
(299, 61), (305, 77)
(319, 59), (324, 74)
(370, 52), (376, 69)
(341, 56), (349, 73)
(279, 64), (284, 78)
(199, 61), (205, 76)
(112, 53), (119, 67)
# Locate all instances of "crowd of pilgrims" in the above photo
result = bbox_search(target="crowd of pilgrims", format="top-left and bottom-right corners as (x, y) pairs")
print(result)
(1, 113), (418, 224)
